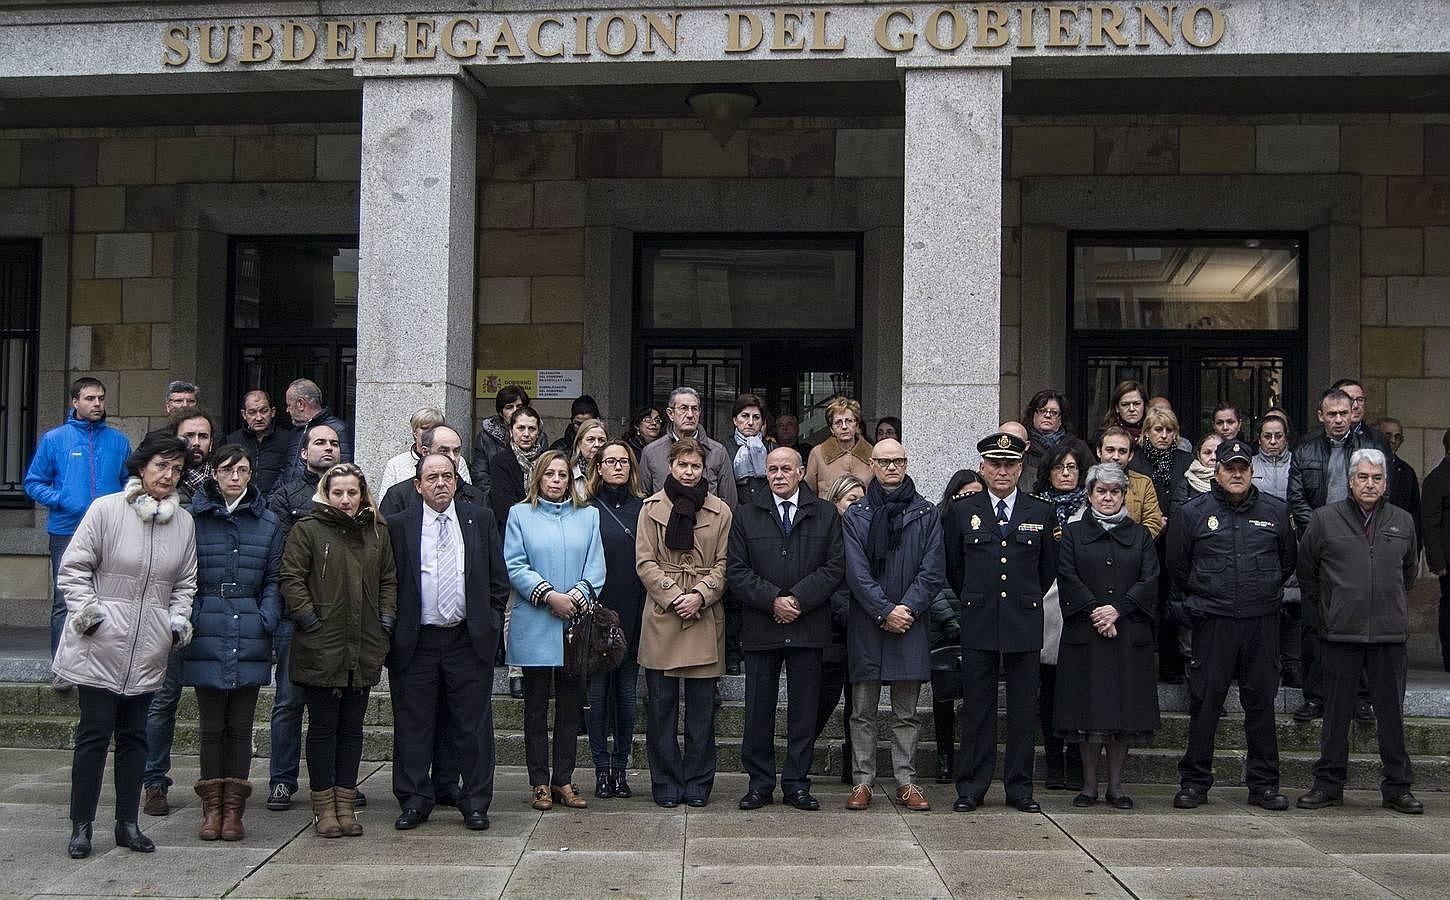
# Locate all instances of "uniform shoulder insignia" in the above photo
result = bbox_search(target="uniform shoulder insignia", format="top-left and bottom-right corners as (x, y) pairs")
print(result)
(970, 513), (982, 531)
(1207, 514), (1219, 531)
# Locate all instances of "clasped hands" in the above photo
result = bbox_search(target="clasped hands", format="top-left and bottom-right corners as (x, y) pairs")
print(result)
(545, 590), (581, 619)
(881, 604), (914, 634)
(1090, 603), (1120, 639)
(772, 595), (800, 624)
(671, 590), (704, 620)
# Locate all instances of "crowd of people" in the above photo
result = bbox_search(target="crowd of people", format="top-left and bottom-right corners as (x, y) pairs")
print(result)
(21, 372), (1448, 859)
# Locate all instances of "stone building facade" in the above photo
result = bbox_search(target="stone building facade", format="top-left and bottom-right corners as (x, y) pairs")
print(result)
(0, 2), (1446, 644)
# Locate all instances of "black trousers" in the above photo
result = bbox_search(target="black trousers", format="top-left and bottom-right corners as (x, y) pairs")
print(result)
(1178, 613), (1280, 793)
(1440, 575), (1450, 673)
(1302, 627), (1372, 708)
(724, 592), (743, 668)
(390, 625), (494, 815)
(644, 670), (717, 804)
(1279, 603), (1303, 676)
(522, 665), (583, 788)
(1312, 641), (1414, 799)
(814, 655), (851, 747)
(741, 648), (822, 794)
(71, 686), (151, 824)
(303, 684), (369, 791)
(195, 686), (260, 780)
(956, 649), (1037, 803)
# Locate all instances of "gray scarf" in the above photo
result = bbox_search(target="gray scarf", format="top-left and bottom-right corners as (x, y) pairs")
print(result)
(1090, 505), (1131, 530)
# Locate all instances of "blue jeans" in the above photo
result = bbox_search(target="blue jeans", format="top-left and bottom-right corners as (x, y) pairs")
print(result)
(269, 618), (307, 792)
(586, 658), (638, 770)
(143, 648), (184, 789)
(48, 533), (71, 658)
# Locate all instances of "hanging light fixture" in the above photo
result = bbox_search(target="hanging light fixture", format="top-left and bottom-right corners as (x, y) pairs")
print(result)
(686, 84), (759, 147)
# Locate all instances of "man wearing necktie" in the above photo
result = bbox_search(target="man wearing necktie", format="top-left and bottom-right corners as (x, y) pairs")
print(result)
(385, 453), (510, 831)
(942, 431), (1058, 813)
(727, 447), (845, 812)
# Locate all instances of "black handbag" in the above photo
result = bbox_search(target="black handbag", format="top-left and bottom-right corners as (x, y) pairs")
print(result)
(564, 586), (628, 678)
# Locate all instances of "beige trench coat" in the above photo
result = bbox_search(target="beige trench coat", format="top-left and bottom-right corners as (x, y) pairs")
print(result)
(635, 491), (732, 678)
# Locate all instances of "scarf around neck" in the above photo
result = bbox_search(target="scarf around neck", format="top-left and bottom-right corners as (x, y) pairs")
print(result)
(1029, 426), (1067, 451)
(662, 474), (707, 551)
(1038, 486), (1086, 527)
(865, 476), (916, 576)
(1141, 443), (1177, 493)
(124, 476), (179, 523)
(732, 430), (767, 480)
(1185, 459), (1215, 494)
(512, 441), (545, 479)
(1091, 505), (1131, 530)
(1114, 417), (1143, 444)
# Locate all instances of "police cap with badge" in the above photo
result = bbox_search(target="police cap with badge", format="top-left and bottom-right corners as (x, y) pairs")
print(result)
(977, 432), (1027, 461)
(1215, 440), (1252, 465)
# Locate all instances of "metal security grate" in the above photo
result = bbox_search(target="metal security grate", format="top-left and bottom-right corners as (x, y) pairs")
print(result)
(0, 241), (40, 506)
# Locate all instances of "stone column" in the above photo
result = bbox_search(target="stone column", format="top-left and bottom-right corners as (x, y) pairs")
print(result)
(900, 67), (1004, 500)
(355, 75), (477, 485)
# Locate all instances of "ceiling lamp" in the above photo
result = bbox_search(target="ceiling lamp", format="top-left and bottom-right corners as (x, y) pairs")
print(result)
(687, 84), (759, 147)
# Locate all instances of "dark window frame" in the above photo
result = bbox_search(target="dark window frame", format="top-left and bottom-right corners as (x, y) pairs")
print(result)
(1066, 231), (1310, 438)
(0, 239), (41, 508)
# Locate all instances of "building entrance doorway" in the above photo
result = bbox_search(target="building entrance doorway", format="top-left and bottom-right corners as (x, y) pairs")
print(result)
(1067, 235), (1307, 441)
(226, 237), (359, 427)
(634, 235), (860, 442)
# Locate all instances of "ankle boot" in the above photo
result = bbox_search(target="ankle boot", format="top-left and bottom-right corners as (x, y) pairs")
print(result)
(611, 768), (632, 799)
(220, 779), (251, 841)
(310, 788), (342, 838)
(1044, 750), (1066, 790)
(114, 821), (155, 853)
(936, 748), (954, 784)
(595, 768), (614, 799)
(67, 821), (92, 859)
(195, 779), (225, 840)
(1066, 750), (1085, 792)
(333, 786), (364, 836)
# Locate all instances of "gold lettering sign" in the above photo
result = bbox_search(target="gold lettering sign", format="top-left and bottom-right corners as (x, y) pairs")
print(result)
(161, 4), (1227, 67)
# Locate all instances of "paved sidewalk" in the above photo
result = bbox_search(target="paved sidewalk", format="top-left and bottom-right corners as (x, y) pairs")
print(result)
(0, 748), (1445, 898)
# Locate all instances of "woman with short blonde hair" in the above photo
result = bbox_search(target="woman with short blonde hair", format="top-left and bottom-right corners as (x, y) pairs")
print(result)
(804, 397), (874, 497)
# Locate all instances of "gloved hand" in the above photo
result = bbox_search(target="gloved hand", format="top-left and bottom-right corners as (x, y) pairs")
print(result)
(70, 604), (105, 637)
(169, 613), (194, 648)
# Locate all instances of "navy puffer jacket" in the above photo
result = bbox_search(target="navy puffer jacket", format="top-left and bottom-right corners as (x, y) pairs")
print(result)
(181, 480), (284, 690)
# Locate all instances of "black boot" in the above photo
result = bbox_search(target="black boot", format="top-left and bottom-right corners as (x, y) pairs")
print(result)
(839, 743), (852, 785)
(611, 768), (632, 798)
(595, 768), (614, 799)
(1065, 748), (1085, 793)
(509, 676), (524, 699)
(114, 822), (155, 853)
(935, 749), (954, 784)
(1044, 749), (1066, 790)
(67, 822), (92, 859)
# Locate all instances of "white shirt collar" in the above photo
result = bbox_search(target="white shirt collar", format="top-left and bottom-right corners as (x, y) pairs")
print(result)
(988, 488), (1018, 519)
(422, 500), (457, 526)
(773, 490), (801, 513)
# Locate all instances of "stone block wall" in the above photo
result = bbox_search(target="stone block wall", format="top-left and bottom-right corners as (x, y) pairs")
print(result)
(1001, 114), (1450, 477)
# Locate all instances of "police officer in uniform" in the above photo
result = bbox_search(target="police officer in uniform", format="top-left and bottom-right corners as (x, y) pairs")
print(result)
(943, 432), (1057, 812)
(1167, 439), (1296, 810)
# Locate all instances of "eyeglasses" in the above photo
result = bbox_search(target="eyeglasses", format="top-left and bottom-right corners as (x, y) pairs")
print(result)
(872, 458), (907, 469)
(216, 465), (252, 478)
(1347, 396), (1366, 406)
(1035, 408), (1062, 419)
(640, 416), (662, 425)
(599, 458), (630, 468)
(1051, 462), (1078, 472)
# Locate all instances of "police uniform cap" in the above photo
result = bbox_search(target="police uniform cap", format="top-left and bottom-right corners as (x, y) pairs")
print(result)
(1215, 440), (1253, 465)
(978, 431), (1027, 461)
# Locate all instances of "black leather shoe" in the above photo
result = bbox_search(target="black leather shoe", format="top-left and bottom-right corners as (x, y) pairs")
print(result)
(595, 771), (615, 799)
(67, 822), (91, 859)
(738, 790), (772, 810)
(464, 810), (490, 830)
(395, 808), (428, 830)
(1383, 792), (1424, 815)
(784, 790), (820, 811)
(1106, 793), (1134, 810)
(685, 797), (707, 808)
(610, 770), (632, 799)
(1072, 793), (1098, 808)
(114, 822), (155, 853)
(1009, 797), (1041, 813)
(936, 751), (955, 785)
(1292, 699), (1324, 722)
(1173, 787), (1207, 809)
(1296, 790), (1342, 810)
(1354, 701), (1376, 725)
(655, 797), (679, 808)
(952, 796), (978, 812)
(1247, 789), (1289, 811)
(509, 676), (524, 699)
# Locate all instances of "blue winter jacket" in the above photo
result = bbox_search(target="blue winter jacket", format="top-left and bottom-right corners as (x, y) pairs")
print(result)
(181, 480), (284, 690)
(503, 499), (606, 667)
(23, 415), (131, 536)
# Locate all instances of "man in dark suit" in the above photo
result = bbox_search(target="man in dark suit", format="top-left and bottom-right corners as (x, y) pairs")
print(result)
(943, 431), (1058, 813)
(386, 453), (510, 831)
(727, 447), (845, 812)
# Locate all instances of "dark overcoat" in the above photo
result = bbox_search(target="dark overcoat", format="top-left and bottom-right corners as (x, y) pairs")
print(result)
(1052, 516), (1161, 735)
(841, 490), (945, 683)
(727, 487), (845, 652)
(942, 490), (1058, 653)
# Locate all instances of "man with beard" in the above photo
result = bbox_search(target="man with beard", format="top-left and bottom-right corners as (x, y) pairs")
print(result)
(170, 407), (215, 504)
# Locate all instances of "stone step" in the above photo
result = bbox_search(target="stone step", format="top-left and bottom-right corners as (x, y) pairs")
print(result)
(3, 713), (1444, 792)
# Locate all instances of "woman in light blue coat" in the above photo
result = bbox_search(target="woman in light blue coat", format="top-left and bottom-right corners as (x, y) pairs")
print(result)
(504, 450), (606, 811)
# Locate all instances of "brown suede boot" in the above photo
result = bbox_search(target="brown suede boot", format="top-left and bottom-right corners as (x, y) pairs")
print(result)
(333, 786), (364, 837)
(194, 779), (224, 841)
(220, 779), (251, 841)
(310, 788), (342, 838)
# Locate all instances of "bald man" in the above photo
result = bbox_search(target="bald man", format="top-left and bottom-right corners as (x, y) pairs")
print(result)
(1002, 421), (1038, 492)
(727, 447), (845, 811)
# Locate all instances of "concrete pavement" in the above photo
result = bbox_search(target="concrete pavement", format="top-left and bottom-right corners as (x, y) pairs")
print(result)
(0, 749), (1446, 898)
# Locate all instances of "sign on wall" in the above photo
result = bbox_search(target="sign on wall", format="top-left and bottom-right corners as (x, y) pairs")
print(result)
(476, 369), (583, 400)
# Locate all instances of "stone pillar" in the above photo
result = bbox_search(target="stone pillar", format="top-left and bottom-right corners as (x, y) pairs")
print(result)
(355, 75), (477, 485)
(900, 67), (1004, 500)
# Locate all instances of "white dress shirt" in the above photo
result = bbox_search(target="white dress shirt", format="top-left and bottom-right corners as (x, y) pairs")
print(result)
(989, 488), (1018, 525)
(420, 501), (466, 626)
(773, 489), (801, 529)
